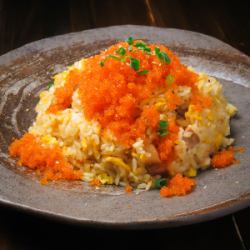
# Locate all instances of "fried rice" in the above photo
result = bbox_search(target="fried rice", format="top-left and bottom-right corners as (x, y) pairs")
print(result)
(9, 38), (238, 197)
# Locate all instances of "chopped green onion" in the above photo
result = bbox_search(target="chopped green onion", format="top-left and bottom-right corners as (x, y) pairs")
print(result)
(135, 41), (147, 48)
(126, 36), (133, 45)
(135, 42), (151, 53)
(155, 178), (168, 189)
(159, 120), (168, 127)
(121, 57), (126, 62)
(155, 47), (171, 63)
(109, 55), (121, 60)
(130, 57), (140, 71)
(100, 54), (121, 67)
(47, 80), (54, 89)
(138, 70), (149, 76)
(155, 47), (161, 57)
(166, 74), (174, 85)
(158, 130), (168, 137)
(116, 47), (126, 56)
(128, 45), (133, 52)
(100, 57), (109, 67)
(161, 51), (171, 63)
(158, 120), (169, 137)
(143, 47), (151, 53)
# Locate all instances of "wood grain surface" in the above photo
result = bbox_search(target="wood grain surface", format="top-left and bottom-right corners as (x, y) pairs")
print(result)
(0, 0), (249, 249)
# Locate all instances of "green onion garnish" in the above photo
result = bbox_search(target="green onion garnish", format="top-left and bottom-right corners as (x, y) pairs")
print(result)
(143, 47), (151, 53)
(116, 47), (126, 56)
(109, 55), (121, 60)
(138, 70), (149, 76)
(155, 47), (171, 63)
(161, 52), (171, 63)
(130, 57), (140, 71)
(135, 42), (147, 48)
(47, 80), (54, 89)
(100, 54), (122, 67)
(158, 120), (169, 137)
(155, 178), (168, 189)
(100, 57), (109, 67)
(166, 74), (174, 85)
(155, 47), (161, 57)
(135, 42), (151, 53)
(126, 36), (134, 45)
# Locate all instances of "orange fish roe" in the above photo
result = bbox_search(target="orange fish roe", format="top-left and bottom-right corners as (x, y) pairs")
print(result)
(48, 68), (81, 113)
(157, 118), (179, 163)
(125, 185), (133, 193)
(46, 41), (197, 146)
(234, 146), (245, 153)
(90, 178), (101, 187)
(160, 174), (196, 197)
(191, 93), (212, 112)
(8, 133), (82, 184)
(158, 138), (175, 162)
(165, 89), (182, 110)
(211, 147), (237, 168)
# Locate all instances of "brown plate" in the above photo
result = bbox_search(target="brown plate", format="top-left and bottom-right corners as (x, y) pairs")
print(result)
(0, 25), (249, 229)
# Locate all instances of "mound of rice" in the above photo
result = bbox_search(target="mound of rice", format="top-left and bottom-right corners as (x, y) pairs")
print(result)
(9, 38), (237, 196)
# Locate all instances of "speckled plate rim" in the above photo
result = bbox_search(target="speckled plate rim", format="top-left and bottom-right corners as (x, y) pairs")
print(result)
(0, 190), (249, 229)
(0, 25), (249, 229)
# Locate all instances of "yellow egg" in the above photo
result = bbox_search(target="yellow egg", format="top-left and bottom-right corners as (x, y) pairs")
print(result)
(139, 154), (147, 162)
(41, 135), (58, 145)
(155, 101), (166, 111)
(104, 157), (131, 172)
(81, 138), (88, 150)
(98, 173), (113, 184)
(227, 103), (237, 116)
(207, 112), (214, 121)
(215, 133), (223, 149)
(186, 167), (197, 177)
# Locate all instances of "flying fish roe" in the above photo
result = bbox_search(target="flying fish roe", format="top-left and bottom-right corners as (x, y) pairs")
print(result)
(46, 41), (197, 146)
(90, 178), (101, 187)
(75, 41), (197, 146)
(191, 93), (212, 112)
(165, 89), (182, 110)
(211, 147), (238, 168)
(48, 68), (81, 113)
(8, 133), (82, 184)
(125, 185), (133, 193)
(157, 118), (179, 163)
(160, 174), (196, 197)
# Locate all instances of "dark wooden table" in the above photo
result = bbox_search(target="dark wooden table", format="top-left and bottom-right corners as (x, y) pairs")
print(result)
(0, 0), (249, 249)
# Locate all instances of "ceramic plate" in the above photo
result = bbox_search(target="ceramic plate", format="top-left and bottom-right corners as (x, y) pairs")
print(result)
(0, 25), (249, 229)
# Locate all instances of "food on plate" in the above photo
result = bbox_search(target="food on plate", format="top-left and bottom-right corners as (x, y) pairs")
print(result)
(9, 37), (239, 197)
